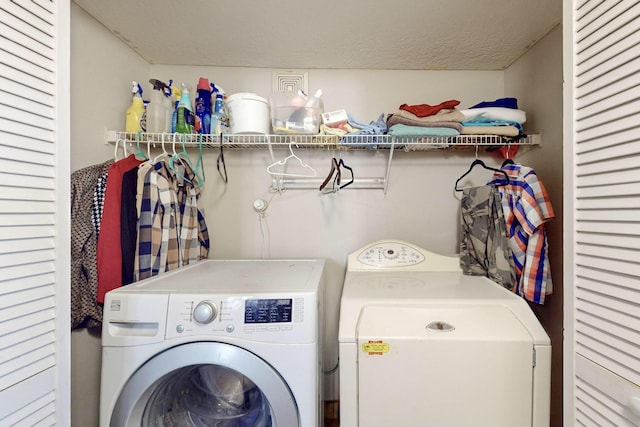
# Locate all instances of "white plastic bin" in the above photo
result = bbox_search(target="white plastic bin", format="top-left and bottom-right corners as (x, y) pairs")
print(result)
(226, 93), (271, 134)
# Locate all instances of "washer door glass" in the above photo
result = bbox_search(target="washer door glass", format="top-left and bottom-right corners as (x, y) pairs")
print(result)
(110, 342), (299, 427)
(142, 364), (270, 426)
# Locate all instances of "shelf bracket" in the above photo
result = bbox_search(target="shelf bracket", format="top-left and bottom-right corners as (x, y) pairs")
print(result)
(383, 140), (396, 195)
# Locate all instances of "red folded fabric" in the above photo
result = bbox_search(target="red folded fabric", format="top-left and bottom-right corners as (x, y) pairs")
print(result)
(399, 100), (461, 117)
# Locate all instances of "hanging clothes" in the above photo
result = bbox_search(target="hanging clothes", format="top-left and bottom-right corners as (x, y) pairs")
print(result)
(96, 154), (144, 303)
(70, 159), (113, 329)
(459, 185), (516, 290)
(135, 158), (209, 281)
(489, 163), (555, 304)
(91, 173), (108, 238)
(72, 146), (210, 325)
(136, 160), (179, 280)
(120, 167), (139, 285)
(175, 162), (207, 266)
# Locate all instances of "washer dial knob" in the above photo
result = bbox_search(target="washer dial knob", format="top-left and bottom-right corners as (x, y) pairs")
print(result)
(193, 301), (218, 324)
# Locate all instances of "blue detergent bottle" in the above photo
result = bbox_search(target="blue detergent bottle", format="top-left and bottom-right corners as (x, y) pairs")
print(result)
(195, 77), (212, 134)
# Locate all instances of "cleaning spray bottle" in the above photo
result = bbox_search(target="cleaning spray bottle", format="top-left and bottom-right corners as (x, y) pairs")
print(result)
(210, 84), (229, 135)
(175, 83), (195, 134)
(169, 80), (182, 133)
(146, 79), (168, 133)
(195, 77), (212, 134)
(125, 81), (146, 133)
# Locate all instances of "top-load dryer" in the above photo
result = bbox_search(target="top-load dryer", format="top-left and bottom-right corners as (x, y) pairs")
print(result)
(338, 240), (551, 427)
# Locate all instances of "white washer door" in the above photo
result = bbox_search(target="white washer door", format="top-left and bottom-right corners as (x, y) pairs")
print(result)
(110, 342), (299, 427)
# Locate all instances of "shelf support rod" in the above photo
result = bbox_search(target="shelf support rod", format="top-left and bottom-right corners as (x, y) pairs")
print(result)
(383, 139), (396, 195)
(271, 177), (385, 191)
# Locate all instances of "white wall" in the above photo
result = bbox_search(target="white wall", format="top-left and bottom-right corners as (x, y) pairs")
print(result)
(71, 4), (149, 171)
(71, 4), (563, 427)
(70, 4), (149, 427)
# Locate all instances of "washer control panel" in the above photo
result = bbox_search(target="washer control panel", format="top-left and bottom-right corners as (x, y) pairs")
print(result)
(165, 293), (314, 343)
(357, 241), (425, 267)
(193, 300), (218, 324)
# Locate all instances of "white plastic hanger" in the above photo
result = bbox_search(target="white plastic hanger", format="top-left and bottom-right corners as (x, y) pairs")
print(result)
(152, 132), (170, 164)
(266, 143), (317, 178)
(114, 137), (128, 161)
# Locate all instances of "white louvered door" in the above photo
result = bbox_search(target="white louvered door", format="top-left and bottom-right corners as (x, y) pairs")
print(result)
(565, 0), (640, 425)
(0, 1), (70, 425)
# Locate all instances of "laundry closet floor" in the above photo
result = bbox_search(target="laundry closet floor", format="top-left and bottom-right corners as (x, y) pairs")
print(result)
(325, 400), (339, 426)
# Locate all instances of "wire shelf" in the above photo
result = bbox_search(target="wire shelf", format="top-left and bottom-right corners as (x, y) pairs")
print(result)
(106, 131), (539, 151)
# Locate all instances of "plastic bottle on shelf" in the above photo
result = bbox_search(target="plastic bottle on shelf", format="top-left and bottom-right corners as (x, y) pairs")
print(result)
(146, 79), (168, 133)
(168, 80), (181, 133)
(210, 84), (229, 135)
(125, 81), (146, 133)
(194, 77), (212, 134)
(175, 84), (194, 134)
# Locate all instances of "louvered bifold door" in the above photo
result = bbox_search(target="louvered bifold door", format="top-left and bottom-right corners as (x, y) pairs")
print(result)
(0, 1), (70, 426)
(571, 0), (640, 425)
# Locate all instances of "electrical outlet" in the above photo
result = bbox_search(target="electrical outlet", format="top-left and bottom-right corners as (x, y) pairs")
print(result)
(253, 199), (268, 213)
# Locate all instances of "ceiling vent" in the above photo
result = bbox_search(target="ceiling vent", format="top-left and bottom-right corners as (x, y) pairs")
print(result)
(272, 70), (308, 94)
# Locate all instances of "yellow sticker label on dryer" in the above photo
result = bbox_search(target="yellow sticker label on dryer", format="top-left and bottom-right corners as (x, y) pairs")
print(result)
(361, 340), (389, 355)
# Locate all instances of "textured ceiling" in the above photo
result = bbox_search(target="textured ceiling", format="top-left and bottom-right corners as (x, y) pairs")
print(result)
(73, 0), (561, 70)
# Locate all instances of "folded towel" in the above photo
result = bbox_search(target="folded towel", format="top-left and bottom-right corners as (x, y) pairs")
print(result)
(460, 125), (521, 137)
(399, 100), (460, 117)
(348, 113), (387, 135)
(320, 123), (358, 136)
(461, 107), (526, 124)
(462, 119), (523, 132)
(388, 123), (460, 136)
(391, 108), (465, 124)
(470, 97), (518, 109)
(387, 114), (463, 131)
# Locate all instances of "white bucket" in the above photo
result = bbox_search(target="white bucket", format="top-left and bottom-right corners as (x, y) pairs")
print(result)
(226, 93), (271, 134)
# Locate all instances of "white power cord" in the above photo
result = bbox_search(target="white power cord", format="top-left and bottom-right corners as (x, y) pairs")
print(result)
(253, 198), (271, 258)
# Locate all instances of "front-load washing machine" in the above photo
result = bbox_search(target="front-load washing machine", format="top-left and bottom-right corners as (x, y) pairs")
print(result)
(100, 259), (324, 427)
(338, 240), (551, 427)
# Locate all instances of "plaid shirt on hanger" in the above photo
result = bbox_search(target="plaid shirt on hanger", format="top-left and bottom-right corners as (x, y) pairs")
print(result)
(490, 163), (555, 304)
(136, 161), (178, 280)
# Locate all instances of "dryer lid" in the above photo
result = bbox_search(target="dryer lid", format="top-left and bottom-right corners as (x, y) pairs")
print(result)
(357, 304), (533, 343)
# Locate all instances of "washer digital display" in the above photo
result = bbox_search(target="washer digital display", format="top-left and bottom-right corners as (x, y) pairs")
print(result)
(244, 298), (293, 323)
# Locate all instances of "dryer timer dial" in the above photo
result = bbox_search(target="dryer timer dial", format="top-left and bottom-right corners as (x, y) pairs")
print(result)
(193, 300), (218, 324)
